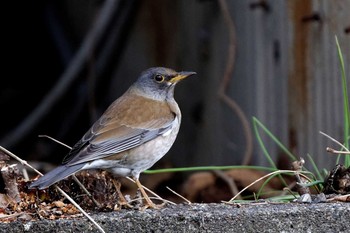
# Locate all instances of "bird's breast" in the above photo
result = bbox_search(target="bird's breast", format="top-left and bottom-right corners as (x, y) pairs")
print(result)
(123, 117), (181, 172)
(108, 93), (177, 128)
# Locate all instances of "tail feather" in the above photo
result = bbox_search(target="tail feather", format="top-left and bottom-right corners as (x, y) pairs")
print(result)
(29, 164), (85, 190)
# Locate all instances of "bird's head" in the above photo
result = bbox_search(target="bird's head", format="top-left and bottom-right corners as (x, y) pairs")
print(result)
(132, 67), (196, 100)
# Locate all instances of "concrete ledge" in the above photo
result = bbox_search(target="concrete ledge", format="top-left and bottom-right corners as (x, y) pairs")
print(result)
(2, 203), (349, 232)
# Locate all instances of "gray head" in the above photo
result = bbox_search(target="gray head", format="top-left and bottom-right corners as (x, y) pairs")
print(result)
(131, 67), (196, 100)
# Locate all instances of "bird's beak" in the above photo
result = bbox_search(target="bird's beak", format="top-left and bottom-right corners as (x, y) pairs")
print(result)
(169, 71), (196, 84)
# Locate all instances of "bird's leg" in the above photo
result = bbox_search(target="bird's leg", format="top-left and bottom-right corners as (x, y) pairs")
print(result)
(111, 179), (133, 209)
(133, 178), (160, 209)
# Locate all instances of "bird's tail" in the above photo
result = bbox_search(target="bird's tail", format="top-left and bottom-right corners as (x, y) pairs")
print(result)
(28, 163), (85, 190)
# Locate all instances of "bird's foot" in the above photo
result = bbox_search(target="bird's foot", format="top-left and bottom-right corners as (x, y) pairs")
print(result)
(114, 200), (133, 210)
(112, 179), (133, 209)
(133, 177), (166, 210)
(141, 201), (166, 210)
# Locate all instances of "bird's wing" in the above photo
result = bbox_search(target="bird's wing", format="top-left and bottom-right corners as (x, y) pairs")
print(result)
(63, 118), (176, 166)
(62, 95), (177, 166)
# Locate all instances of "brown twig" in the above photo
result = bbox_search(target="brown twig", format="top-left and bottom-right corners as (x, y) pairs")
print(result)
(217, 0), (253, 165)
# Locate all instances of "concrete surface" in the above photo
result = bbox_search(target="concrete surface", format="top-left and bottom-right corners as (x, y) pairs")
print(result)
(1, 203), (349, 232)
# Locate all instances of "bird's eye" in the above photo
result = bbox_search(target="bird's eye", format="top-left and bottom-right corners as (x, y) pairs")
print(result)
(154, 74), (165, 83)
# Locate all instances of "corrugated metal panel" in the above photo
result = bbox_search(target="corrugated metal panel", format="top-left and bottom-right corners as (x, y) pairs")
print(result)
(193, 0), (349, 170)
(287, 0), (350, 169)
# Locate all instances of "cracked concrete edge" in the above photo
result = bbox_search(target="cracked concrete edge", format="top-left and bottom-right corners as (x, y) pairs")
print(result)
(1, 203), (349, 232)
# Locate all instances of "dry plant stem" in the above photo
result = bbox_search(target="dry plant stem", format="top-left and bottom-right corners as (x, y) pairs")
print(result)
(0, 146), (105, 233)
(39, 135), (102, 208)
(55, 185), (105, 233)
(1, 164), (21, 202)
(217, 0), (253, 165)
(226, 170), (301, 202)
(166, 186), (191, 204)
(72, 175), (102, 208)
(326, 147), (350, 155)
(0, 146), (42, 175)
(38, 135), (72, 149)
(319, 131), (350, 152)
(212, 170), (241, 199)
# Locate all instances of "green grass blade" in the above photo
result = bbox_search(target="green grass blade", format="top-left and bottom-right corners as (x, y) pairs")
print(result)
(252, 118), (278, 169)
(307, 153), (323, 181)
(253, 117), (297, 161)
(296, 180), (323, 187)
(256, 173), (281, 199)
(335, 36), (350, 144)
(335, 36), (350, 167)
(252, 117), (288, 186)
(267, 194), (298, 202)
(144, 165), (278, 174)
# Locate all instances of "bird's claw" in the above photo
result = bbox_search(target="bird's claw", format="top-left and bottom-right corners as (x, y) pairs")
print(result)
(141, 202), (165, 210)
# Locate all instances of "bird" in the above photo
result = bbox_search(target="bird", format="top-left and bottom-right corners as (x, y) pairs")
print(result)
(29, 67), (196, 208)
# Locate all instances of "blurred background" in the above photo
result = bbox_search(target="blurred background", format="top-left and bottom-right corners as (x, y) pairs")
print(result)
(1, 0), (349, 189)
